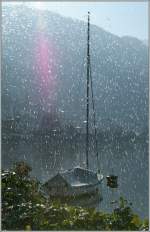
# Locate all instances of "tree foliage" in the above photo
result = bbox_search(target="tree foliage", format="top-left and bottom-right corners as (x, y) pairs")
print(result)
(2, 162), (149, 230)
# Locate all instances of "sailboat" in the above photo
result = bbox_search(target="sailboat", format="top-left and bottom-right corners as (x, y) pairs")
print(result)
(42, 12), (103, 203)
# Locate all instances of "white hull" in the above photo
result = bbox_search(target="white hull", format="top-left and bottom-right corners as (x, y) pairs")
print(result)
(42, 167), (103, 202)
(48, 181), (101, 197)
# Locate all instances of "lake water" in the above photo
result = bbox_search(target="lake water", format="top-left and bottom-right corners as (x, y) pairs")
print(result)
(2, 134), (149, 219)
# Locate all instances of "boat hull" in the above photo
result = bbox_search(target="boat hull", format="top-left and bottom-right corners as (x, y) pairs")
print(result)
(47, 181), (103, 207)
(42, 167), (103, 207)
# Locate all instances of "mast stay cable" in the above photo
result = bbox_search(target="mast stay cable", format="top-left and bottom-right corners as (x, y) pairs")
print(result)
(89, 56), (100, 174)
(86, 11), (100, 174)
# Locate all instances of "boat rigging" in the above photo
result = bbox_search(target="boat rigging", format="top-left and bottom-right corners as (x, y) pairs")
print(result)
(86, 12), (101, 176)
(42, 12), (103, 203)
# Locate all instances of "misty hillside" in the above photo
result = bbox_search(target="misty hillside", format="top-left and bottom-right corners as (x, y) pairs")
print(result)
(2, 5), (148, 133)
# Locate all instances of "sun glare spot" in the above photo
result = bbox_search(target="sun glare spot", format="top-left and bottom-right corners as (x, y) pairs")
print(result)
(31, 2), (46, 10)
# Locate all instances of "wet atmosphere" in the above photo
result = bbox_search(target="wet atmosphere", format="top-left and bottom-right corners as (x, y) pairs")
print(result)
(2, 4), (149, 220)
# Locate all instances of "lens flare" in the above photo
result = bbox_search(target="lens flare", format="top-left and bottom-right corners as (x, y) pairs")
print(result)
(35, 32), (57, 98)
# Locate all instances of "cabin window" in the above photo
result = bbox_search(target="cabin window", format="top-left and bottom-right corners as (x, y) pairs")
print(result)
(63, 186), (67, 192)
(51, 187), (56, 194)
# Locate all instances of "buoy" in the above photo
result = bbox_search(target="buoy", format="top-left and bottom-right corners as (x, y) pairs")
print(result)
(106, 175), (118, 188)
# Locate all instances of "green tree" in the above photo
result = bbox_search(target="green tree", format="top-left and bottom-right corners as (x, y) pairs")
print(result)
(2, 163), (149, 231)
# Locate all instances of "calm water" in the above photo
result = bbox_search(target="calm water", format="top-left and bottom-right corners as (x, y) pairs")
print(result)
(2, 135), (148, 219)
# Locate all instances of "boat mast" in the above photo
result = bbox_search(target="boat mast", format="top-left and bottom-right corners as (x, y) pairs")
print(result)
(86, 12), (90, 169)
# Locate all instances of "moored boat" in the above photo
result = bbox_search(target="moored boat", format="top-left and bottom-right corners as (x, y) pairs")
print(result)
(42, 12), (103, 203)
(42, 166), (103, 201)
